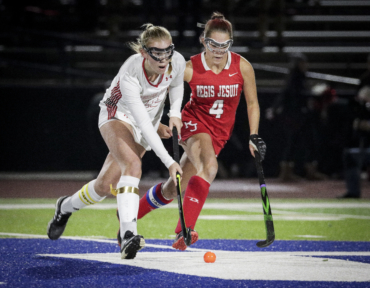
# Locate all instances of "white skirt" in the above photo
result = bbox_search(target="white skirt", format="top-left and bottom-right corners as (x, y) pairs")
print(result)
(98, 104), (161, 152)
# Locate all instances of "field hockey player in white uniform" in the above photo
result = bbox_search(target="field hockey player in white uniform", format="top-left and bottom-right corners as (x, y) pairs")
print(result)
(47, 24), (186, 260)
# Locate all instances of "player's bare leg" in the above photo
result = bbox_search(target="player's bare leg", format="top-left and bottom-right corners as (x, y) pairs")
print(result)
(100, 120), (146, 259)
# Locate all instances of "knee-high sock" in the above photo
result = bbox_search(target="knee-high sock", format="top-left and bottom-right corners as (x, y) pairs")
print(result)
(138, 183), (173, 219)
(175, 175), (210, 234)
(61, 179), (105, 214)
(116, 176), (140, 238)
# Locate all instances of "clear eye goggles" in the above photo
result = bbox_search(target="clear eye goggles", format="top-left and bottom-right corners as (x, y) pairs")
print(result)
(143, 44), (175, 62)
(204, 38), (233, 54)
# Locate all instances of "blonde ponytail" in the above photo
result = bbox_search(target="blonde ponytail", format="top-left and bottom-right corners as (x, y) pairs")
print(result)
(128, 24), (172, 54)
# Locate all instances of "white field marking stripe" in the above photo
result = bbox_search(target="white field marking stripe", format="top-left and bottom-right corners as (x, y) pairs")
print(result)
(1, 202), (370, 210)
(38, 251), (370, 257)
(0, 232), (115, 242)
(39, 251), (370, 282)
(0, 232), (206, 251)
(145, 179), (298, 193)
(0, 232), (49, 238)
(198, 215), (355, 221)
(208, 180), (298, 193)
(295, 235), (326, 238)
(202, 203), (370, 210)
(0, 204), (118, 210)
(200, 212), (370, 221)
(263, 208), (370, 220)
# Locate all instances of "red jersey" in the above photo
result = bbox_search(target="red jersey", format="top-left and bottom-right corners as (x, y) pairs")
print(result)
(182, 51), (244, 146)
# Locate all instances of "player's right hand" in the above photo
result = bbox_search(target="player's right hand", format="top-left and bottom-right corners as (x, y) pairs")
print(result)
(157, 123), (172, 139)
(169, 162), (183, 186)
(169, 117), (183, 137)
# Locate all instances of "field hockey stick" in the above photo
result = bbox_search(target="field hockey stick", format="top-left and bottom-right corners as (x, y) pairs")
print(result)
(254, 151), (275, 248)
(172, 127), (192, 246)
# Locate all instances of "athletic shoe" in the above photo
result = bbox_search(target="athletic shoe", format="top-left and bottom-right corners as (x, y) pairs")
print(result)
(120, 230), (145, 259)
(47, 196), (72, 240)
(172, 230), (199, 251)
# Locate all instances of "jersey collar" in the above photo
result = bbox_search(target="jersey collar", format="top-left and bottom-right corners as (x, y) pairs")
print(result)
(201, 51), (232, 71)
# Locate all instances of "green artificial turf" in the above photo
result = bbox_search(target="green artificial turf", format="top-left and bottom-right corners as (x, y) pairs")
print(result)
(1, 198), (369, 241)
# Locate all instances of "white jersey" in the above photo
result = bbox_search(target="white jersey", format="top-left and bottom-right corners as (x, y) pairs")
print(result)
(99, 51), (186, 168)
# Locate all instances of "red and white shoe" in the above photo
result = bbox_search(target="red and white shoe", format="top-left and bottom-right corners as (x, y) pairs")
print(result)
(172, 230), (199, 251)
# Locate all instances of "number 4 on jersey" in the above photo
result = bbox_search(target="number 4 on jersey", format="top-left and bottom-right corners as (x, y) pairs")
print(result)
(209, 100), (224, 119)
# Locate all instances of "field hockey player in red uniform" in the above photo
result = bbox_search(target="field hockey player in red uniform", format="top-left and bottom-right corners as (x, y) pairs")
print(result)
(128, 12), (267, 250)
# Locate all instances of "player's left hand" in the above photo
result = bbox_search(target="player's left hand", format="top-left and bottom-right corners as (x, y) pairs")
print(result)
(169, 117), (183, 137)
(249, 134), (267, 160)
(157, 123), (172, 139)
(169, 161), (183, 186)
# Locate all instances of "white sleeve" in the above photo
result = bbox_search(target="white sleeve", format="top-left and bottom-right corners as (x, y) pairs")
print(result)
(168, 81), (184, 119)
(168, 55), (186, 119)
(120, 73), (175, 169)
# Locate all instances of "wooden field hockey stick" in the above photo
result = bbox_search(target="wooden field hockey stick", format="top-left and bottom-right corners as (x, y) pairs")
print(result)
(254, 152), (275, 248)
(172, 127), (192, 246)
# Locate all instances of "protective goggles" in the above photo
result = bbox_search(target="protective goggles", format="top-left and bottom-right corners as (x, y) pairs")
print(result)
(143, 44), (175, 62)
(204, 38), (233, 54)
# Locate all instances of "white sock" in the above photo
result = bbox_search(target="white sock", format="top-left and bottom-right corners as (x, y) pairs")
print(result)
(61, 180), (105, 214)
(116, 176), (140, 239)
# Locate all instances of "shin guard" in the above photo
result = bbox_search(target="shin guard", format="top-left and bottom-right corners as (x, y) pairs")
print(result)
(116, 186), (139, 237)
(113, 176), (140, 238)
(175, 175), (210, 234)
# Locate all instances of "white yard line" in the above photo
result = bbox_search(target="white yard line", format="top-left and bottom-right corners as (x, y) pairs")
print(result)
(0, 232), (207, 251)
(38, 251), (370, 282)
(199, 214), (370, 221)
(295, 235), (326, 238)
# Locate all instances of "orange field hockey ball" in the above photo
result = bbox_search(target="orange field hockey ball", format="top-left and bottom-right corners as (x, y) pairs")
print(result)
(204, 251), (216, 263)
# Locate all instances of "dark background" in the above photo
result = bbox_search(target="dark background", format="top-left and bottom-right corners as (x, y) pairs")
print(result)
(1, 0), (369, 178)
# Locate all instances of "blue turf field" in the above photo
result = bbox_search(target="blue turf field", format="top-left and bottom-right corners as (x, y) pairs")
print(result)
(1, 238), (370, 287)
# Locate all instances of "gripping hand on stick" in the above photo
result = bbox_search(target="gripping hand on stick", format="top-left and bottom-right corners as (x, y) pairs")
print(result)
(249, 134), (267, 160)
(169, 117), (183, 138)
(169, 162), (182, 187)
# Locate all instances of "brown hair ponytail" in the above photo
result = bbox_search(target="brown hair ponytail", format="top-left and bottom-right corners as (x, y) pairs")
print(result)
(200, 12), (233, 42)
